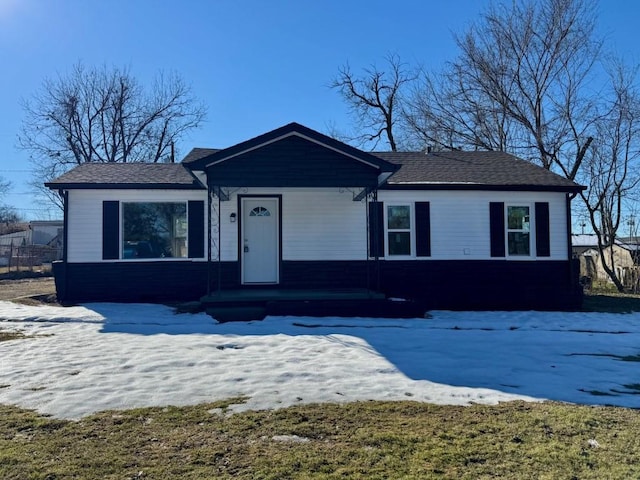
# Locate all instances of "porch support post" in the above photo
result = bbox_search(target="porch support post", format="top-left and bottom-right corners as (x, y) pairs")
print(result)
(366, 189), (382, 294)
(206, 186), (212, 296)
(217, 191), (222, 294)
(365, 191), (371, 296)
(373, 189), (381, 292)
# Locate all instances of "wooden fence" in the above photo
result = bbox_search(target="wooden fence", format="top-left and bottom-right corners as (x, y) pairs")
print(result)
(0, 241), (62, 271)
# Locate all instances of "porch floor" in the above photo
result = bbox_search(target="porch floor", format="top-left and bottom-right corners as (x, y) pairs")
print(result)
(198, 288), (424, 322)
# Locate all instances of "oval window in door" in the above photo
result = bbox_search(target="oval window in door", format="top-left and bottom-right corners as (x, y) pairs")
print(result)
(249, 206), (271, 217)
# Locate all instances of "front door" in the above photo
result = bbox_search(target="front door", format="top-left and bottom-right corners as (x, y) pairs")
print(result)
(241, 197), (279, 284)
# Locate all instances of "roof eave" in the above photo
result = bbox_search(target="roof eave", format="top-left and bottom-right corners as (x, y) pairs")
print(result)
(44, 182), (206, 191)
(382, 183), (585, 193)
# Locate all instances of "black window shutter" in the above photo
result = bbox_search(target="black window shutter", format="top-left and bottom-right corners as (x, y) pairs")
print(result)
(102, 201), (120, 260)
(368, 201), (384, 257)
(188, 200), (205, 258)
(415, 201), (431, 257)
(489, 202), (505, 257)
(535, 202), (551, 257)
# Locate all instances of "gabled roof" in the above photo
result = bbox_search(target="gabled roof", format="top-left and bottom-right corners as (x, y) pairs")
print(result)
(185, 122), (398, 173)
(373, 151), (584, 192)
(45, 124), (585, 193)
(45, 163), (206, 190)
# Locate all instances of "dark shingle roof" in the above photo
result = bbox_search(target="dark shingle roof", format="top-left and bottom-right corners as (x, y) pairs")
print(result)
(45, 163), (206, 190)
(181, 148), (220, 165)
(373, 151), (583, 192)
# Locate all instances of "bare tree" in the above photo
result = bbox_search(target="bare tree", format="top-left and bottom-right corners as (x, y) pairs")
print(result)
(405, 0), (600, 179)
(19, 62), (207, 207)
(405, 67), (515, 152)
(0, 176), (19, 224)
(0, 205), (21, 225)
(579, 62), (640, 291)
(0, 176), (9, 198)
(331, 54), (416, 151)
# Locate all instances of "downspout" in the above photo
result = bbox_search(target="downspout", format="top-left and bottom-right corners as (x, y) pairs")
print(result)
(61, 189), (69, 303)
(61, 190), (69, 263)
(566, 192), (578, 260)
(566, 192), (580, 300)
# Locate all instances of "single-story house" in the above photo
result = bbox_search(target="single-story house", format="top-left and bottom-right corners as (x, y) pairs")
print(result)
(572, 233), (640, 290)
(0, 220), (63, 266)
(46, 122), (584, 310)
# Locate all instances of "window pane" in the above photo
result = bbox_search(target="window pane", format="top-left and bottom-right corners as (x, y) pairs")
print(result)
(507, 206), (530, 231)
(250, 206), (270, 216)
(123, 203), (187, 259)
(388, 206), (410, 229)
(388, 232), (411, 255)
(508, 232), (530, 255)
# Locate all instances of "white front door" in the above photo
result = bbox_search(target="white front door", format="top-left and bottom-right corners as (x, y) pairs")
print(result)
(242, 198), (279, 284)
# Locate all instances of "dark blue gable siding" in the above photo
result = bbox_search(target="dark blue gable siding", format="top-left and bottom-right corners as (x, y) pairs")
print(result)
(206, 135), (380, 187)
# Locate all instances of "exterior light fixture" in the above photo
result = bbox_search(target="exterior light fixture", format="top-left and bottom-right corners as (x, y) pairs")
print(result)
(230, 213), (237, 223)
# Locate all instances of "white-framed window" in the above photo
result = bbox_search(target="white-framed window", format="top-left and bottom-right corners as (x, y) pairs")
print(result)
(386, 205), (412, 256)
(122, 202), (188, 259)
(506, 205), (531, 256)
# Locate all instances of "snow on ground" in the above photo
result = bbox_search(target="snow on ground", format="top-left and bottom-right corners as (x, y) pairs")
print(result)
(1, 301), (640, 419)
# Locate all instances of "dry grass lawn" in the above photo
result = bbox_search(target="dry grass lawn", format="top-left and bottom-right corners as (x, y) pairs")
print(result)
(1, 400), (640, 479)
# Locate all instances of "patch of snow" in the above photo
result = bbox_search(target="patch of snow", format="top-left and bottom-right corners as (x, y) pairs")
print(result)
(272, 434), (310, 443)
(1, 301), (640, 419)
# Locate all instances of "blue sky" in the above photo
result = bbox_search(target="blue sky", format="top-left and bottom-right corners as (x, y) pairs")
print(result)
(0, 0), (637, 220)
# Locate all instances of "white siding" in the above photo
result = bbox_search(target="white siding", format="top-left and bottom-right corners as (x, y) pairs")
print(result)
(67, 187), (570, 263)
(378, 190), (569, 260)
(67, 189), (207, 263)
(213, 199), (238, 261)
(282, 189), (367, 261)
(213, 188), (368, 261)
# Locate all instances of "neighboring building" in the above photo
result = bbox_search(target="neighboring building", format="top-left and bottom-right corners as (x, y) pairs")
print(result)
(30, 220), (64, 248)
(46, 122), (584, 310)
(572, 233), (640, 290)
(0, 220), (63, 267)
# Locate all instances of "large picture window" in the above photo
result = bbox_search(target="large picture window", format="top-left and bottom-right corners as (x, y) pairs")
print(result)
(387, 205), (412, 256)
(507, 205), (530, 256)
(122, 202), (187, 259)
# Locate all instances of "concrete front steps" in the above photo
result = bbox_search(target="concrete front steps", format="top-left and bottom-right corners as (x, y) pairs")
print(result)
(196, 288), (425, 322)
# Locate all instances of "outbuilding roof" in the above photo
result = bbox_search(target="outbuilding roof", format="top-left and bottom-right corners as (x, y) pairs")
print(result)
(44, 163), (206, 190)
(373, 151), (584, 192)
